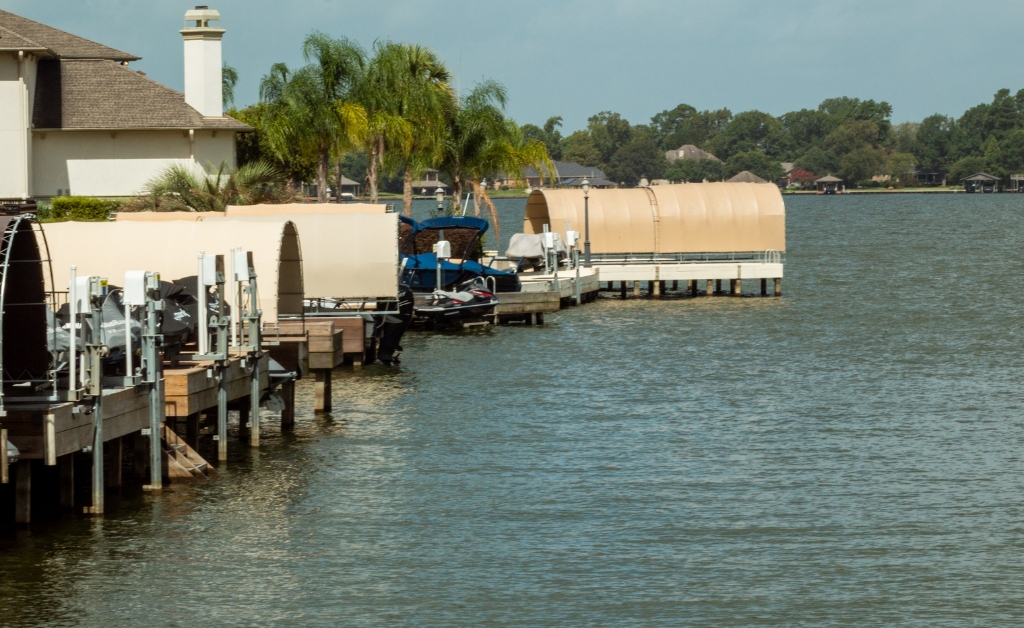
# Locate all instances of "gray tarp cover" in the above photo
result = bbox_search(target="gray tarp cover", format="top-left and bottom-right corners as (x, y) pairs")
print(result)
(505, 233), (568, 259)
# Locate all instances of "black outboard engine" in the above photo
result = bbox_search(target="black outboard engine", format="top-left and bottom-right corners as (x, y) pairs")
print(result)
(373, 284), (415, 366)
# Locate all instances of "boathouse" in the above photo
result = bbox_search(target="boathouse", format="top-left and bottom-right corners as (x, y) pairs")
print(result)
(522, 182), (785, 295)
(962, 172), (1000, 193)
(815, 175), (843, 194)
(41, 220), (303, 322)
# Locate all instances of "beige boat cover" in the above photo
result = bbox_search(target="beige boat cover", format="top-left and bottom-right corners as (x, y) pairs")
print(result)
(41, 220), (302, 322)
(218, 213), (400, 300)
(116, 211), (223, 221)
(524, 182), (785, 254)
(226, 203), (387, 216)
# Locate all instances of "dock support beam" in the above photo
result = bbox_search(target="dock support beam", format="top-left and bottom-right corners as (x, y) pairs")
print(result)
(186, 413), (200, 451)
(652, 281), (660, 298)
(238, 397), (250, 442)
(133, 434), (148, 482)
(88, 395), (104, 515)
(315, 369), (332, 413)
(689, 280), (696, 297)
(705, 280), (714, 296)
(15, 460), (31, 524)
(250, 362), (261, 448)
(217, 368), (228, 461)
(715, 279), (722, 294)
(105, 437), (122, 490)
(60, 453), (75, 508)
(734, 279), (742, 296)
(633, 281), (640, 298)
(620, 282), (627, 299)
(761, 279), (767, 297)
(672, 280), (678, 291)
(774, 278), (782, 297)
(0, 428), (7, 484)
(281, 380), (296, 431)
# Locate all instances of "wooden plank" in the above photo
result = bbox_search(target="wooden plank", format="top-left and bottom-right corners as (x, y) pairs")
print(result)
(307, 317), (364, 354)
(164, 354), (269, 418)
(495, 291), (561, 315)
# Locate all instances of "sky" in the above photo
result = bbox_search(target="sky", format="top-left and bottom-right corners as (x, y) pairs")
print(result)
(6, 0), (1024, 132)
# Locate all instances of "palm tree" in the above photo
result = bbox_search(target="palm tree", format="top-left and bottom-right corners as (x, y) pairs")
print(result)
(260, 32), (367, 203)
(441, 81), (553, 244)
(130, 160), (295, 212)
(356, 42), (419, 204)
(376, 44), (453, 216)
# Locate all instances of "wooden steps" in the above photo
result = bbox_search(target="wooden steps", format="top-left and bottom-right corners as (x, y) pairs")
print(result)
(161, 424), (218, 483)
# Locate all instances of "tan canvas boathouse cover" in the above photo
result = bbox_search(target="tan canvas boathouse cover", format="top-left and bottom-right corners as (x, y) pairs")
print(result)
(118, 207), (401, 300)
(524, 182), (785, 254)
(42, 220), (302, 322)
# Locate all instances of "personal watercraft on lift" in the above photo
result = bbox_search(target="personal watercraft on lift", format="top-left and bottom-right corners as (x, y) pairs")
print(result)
(413, 277), (500, 325)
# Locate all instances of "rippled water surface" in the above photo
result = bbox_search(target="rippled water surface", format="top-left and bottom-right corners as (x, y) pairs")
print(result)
(5, 194), (1024, 626)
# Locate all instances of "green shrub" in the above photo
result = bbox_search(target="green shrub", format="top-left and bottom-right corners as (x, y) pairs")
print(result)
(49, 196), (122, 221)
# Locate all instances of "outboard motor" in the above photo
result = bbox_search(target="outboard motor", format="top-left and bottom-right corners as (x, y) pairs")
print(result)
(374, 284), (415, 366)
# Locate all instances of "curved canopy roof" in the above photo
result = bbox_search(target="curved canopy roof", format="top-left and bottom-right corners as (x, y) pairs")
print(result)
(41, 220), (303, 322)
(225, 203), (387, 216)
(523, 182), (785, 254)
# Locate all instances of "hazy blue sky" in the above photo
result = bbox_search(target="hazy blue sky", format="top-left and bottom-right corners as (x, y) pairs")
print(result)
(6, 0), (1023, 131)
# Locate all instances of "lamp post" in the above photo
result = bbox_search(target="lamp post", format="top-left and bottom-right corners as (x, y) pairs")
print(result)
(435, 186), (445, 292)
(435, 186), (445, 214)
(582, 178), (591, 268)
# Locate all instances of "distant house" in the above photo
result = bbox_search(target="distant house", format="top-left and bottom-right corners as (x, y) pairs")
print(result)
(778, 162), (795, 187)
(509, 160), (612, 189)
(665, 144), (720, 163)
(411, 168), (448, 195)
(913, 167), (944, 187)
(0, 7), (249, 201)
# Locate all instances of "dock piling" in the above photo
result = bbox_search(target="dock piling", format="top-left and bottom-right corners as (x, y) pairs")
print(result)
(15, 460), (31, 524)
(705, 280), (714, 296)
(60, 454), (74, 508)
(0, 428), (7, 484)
(250, 361), (261, 448)
(715, 280), (722, 294)
(105, 438), (122, 490)
(653, 281), (661, 298)
(761, 279), (767, 297)
(774, 278), (782, 297)
(633, 281), (640, 298)
(734, 279), (742, 296)
(620, 282), (627, 299)
(689, 280), (696, 297)
(314, 369), (332, 413)
(280, 380), (295, 431)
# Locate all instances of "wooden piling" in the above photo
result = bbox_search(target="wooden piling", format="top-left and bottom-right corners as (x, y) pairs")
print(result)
(134, 433), (148, 482)
(672, 280), (678, 291)
(280, 380), (296, 431)
(59, 453), (74, 508)
(689, 280), (696, 297)
(0, 428), (7, 484)
(314, 369), (332, 413)
(185, 412), (200, 450)
(715, 279), (722, 294)
(15, 459), (31, 524)
(774, 278), (782, 297)
(653, 280), (661, 298)
(238, 397), (250, 442)
(633, 281), (640, 298)
(105, 437), (122, 490)
(761, 278), (767, 297)
(620, 282), (627, 299)
(705, 280), (714, 296)
(536, 312), (545, 325)
(734, 278), (742, 296)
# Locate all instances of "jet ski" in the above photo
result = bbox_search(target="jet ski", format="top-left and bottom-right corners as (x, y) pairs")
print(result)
(414, 277), (499, 325)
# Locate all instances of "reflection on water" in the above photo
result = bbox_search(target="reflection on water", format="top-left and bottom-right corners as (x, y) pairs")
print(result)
(5, 194), (1024, 625)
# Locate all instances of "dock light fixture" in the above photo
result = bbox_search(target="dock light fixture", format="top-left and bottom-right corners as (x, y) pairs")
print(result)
(582, 178), (591, 268)
(435, 186), (445, 214)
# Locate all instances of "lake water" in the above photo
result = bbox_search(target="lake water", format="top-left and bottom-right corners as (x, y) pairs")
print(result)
(4, 193), (1024, 626)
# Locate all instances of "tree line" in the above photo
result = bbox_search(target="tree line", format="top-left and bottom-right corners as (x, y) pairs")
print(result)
(519, 90), (1024, 187)
(228, 31), (552, 234)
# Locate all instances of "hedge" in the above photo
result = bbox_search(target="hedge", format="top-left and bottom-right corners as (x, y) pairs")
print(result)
(49, 196), (122, 221)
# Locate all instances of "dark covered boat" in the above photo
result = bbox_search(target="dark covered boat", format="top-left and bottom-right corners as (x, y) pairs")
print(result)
(413, 277), (499, 325)
(400, 216), (520, 293)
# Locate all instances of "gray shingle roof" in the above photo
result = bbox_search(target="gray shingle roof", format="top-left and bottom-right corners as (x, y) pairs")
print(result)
(962, 172), (1000, 181)
(32, 59), (250, 131)
(522, 160), (607, 180)
(0, 25), (47, 51)
(667, 144), (720, 162)
(0, 10), (139, 60)
(727, 170), (768, 183)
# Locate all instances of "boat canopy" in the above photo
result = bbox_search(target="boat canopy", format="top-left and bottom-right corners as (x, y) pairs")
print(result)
(41, 220), (303, 322)
(225, 203), (387, 216)
(523, 182), (785, 254)
(220, 212), (401, 300)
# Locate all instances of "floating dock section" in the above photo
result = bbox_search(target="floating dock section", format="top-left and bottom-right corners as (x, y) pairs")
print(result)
(523, 182), (785, 296)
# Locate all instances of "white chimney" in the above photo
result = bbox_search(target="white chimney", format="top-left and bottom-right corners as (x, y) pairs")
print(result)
(181, 6), (225, 117)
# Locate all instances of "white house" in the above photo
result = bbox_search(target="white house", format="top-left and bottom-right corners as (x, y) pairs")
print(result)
(0, 6), (248, 200)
